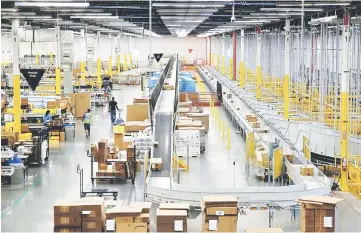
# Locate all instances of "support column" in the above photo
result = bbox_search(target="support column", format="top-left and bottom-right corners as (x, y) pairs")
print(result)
(209, 37), (212, 65)
(149, 0), (152, 66)
(117, 35), (121, 73)
(284, 19), (290, 120)
(232, 32), (237, 81)
(55, 25), (61, 94)
(240, 29), (245, 88)
(340, 11), (350, 191)
(256, 26), (262, 100)
(108, 34), (112, 77)
(222, 34), (225, 75)
(80, 29), (85, 81)
(216, 35), (220, 71)
(12, 19), (21, 134)
(97, 32), (101, 87)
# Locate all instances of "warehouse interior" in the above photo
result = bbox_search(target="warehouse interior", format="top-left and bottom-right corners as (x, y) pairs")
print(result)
(1, 0), (361, 232)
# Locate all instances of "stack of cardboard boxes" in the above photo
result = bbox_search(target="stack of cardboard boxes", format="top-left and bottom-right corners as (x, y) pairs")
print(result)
(156, 209), (187, 232)
(1, 131), (19, 145)
(105, 207), (148, 232)
(186, 113), (209, 133)
(201, 196), (238, 232)
(246, 115), (260, 129)
(54, 199), (104, 232)
(298, 195), (343, 232)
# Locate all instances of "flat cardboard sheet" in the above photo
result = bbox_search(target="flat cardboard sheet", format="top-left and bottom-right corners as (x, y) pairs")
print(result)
(297, 195), (344, 205)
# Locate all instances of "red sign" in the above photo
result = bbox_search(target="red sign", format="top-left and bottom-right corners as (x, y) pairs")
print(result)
(188, 49), (193, 54)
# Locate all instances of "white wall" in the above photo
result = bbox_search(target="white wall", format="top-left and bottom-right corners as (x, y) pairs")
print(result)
(2, 29), (207, 64)
(133, 37), (207, 62)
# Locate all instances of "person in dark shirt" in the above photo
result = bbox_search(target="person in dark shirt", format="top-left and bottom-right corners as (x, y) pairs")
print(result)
(108, 97), (119, 123)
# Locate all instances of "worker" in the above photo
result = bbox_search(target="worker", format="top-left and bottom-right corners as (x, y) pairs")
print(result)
(43, 110), (52, 125)
(82, 109), (91, 137)
(108, 97), (119, 123)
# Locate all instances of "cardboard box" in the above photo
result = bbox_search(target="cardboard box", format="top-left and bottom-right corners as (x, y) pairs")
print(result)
(77, 200), (104, 220)
(126, 104), (149, 122)
(54, 216), (81, 227)
(53, 227), (81, 232)
(159, 203), (190, 211)
(133, 98), (149, 104)
(125, 121), (149, 133)
(114, 132), (124, 147)
(116, 222), (148, 232)
(54, 201), (81, 216)
(98, 139), (108, 156)
(206, 207), (238, 216)
(151, 158), (162, 171)
(127, 145), (135, 161)
(106, 207), (142, 220)
(21, 98), (28, 105)
(186, 113), (210, 132)
(21, 124), (30, 133)
(251, 122), (260, 128)
(59, 132), (65, 142)
(82, 219), (103, 232)
(75, 92), (91, 118)
(156, 209), (188, 232)
(98, 163), (107, 171)
(201, 196), (238, 209)
(2, 131), (19, 143)
(300, 166), (314, 176)
(285, 154), (294, 163)
(297, 196), (343, 232)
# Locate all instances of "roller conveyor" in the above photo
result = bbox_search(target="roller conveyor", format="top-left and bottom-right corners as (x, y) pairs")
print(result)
(151, 56), (178, 178)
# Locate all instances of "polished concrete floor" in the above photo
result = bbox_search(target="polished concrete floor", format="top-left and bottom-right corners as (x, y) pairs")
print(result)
(2, 84), (361, 232)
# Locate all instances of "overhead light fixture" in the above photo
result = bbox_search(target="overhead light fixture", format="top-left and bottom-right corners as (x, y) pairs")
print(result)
(234, 20), (271, 23)
(70, 16), (119, 19)
(59, 13), (112, 16)
(157, 9), (218, 13)
(32, 18), (64, 21)
(2, 8), (18, 12)
(250, 12), (303, 16)
(310, 15), (337, 23)
(2, 15), (52, 19)
(1, 12), (37, 16)
(260, 7), (323, 12)
(42, 8), (103, 12)
(153, 3), (224, 8)
(277, 3), (350, 7)
(14, 2), (90, 8)
(165, 20), (203, 23)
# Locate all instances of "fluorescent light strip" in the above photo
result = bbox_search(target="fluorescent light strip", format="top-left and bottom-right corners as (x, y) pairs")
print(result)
(165, 20), (203, 23)
(276, 3), (350, 7)
(1, 12), (37, 16)
(260, 7), (323, 12)
(14, 2), (90, 8)
(59, 13), (112, 16)
(42, 8), (103, 12)
(70, 16), (119, 19)
(1, 8), (18, 12)
(2, 15), (52, 19)
(250, 12), (303, 16)
(32, 18), (64, 21)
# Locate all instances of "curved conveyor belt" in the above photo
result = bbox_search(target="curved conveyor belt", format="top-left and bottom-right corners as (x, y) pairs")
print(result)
(145, 62), (331, 208)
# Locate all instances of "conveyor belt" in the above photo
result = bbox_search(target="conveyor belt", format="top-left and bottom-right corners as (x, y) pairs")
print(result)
(151, 56), (178, 178)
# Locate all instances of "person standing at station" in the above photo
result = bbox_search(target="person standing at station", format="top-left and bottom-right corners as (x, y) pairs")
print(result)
(108, 97), (119, 123)
(43, 110), (52, 125)
(82, 109), (92, 137)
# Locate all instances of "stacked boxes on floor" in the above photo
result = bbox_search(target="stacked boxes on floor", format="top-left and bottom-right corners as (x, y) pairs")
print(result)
(156, 203), (189, 232)
(201, 196), (238, 232)
(53, 198), (104, 232)
(105, 207), (148, 232)
(186, 113), (209, 133)
(297, 195), (343, 232)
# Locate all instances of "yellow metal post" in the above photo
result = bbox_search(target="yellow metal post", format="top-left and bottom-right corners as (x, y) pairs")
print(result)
(97, 58), (102, 88)
(240, 29), (245, 88)
(80, 61), (85, 80)
(56, 68), (61, 95)
(221, 120), (225, 138)
(222, 56), (225, 75)
(216, 54), (219, 70)
(35, 53), (39, 65)
(229, 58), (233, 80)
(123, 54), (127, 71)
(217, 112), (221, 129)
(226, 127), (231, 149)
(129, 52), (133, 69)
(13, 74), (21, 133)
(284, 19), (290, 120)
(117, 54), (121, 74)
(340, 11), (350, 191)
(256, 26), (262, 100)
(108, 56), (112, 77)
(50, 52), (53, 63)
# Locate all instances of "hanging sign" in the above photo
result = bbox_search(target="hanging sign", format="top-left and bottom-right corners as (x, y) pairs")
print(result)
(20, 68), (45, 91)
(154, 53), (163, 63)
(188, 49), (193, 54)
